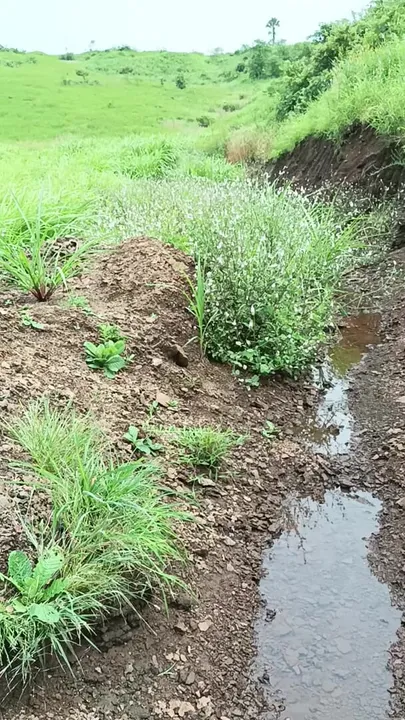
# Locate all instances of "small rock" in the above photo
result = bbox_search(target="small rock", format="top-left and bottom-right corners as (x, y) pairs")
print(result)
(185, 671), (195, 685)
(224, 537), (236, 546)
(152, 358), (163, 368)
(198, 619), (213, 632)
(156, 390), (171, 408)
(174, 620), (188, 634)
(397, 497), (405, 508)
(178, 701), (195, 717)
(124, 663), (134, 675)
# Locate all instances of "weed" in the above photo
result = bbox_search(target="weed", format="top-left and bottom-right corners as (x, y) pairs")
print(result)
(4, 400), (188, 681)
(0, 197), (99, 301)
(97, 323), (125, 343)
(65, 295), (95, 316)
(262, 420), (280, 439)
(147, 400), (159, 418)
(167, 400), (179, 410)
(0, 546), (94, 684)
(170, 426), (243, 469)
(123, 426), (163, 456)
(20, 309), (44, 331)
(84, 339), (131, 379)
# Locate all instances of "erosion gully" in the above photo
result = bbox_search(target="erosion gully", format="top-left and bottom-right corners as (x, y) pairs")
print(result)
(254, 314), (402, 720)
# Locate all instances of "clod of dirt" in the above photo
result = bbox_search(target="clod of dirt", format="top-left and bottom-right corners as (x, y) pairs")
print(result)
(166, 343), (189, 368)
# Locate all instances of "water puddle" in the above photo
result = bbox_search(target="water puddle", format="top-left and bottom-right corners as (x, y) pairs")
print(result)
(298, 313), (381, 456)
(256, 490), (402, 720)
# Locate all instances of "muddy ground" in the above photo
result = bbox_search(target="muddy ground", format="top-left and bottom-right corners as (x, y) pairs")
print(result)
(0, 237), (404, 720)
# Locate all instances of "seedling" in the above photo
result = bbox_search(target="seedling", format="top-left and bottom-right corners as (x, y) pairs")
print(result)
(262, 421), (280, 439)
(65, 295), (95, 316)
(123, 426), (163, 456)
(84, 339), (132, 379)
(98, 323), (125, 343)
(147, 400), (159, 418)
(168, 400), (179, 410)
(20, 310), (44, 331)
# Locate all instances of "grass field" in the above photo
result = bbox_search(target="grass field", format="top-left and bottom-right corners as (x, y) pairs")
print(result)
(0, 48), (265, 141)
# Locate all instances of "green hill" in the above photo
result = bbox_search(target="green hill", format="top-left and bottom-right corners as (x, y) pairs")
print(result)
(0, 48), (263, 141)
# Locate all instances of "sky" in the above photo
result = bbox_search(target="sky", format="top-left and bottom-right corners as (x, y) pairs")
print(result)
(0, 0), (369, 55)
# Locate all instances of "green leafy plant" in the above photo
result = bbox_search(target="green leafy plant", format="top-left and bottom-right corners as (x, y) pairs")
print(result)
(170, 426), (244, 469)
(84, 339), (131, 378)
(0, 546), (93, 684)
(123, 426), (163, 456)
(262, 420), (280, 439)
(65, 295), (95, 316)
(20, 310), (44, 330)
(0, 197), (99, 301)
(98, 323), (125, 343)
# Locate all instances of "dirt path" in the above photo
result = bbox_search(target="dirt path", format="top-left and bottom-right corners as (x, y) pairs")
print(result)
(1, 239), (405, 720)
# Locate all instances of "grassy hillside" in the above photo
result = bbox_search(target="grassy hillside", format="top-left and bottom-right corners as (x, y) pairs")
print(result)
(0, 48), (263, 140)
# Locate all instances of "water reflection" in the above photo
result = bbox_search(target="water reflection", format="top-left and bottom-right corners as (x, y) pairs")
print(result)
(256, 491), (401, 720)
(298, 313), (381, 456)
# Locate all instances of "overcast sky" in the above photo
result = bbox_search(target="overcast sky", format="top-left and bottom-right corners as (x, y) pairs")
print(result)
(0, 0), (369, 54)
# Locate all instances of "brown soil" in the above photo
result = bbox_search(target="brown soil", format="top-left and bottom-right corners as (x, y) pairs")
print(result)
(1, 236), (405, 720)
(0, 237), (331, 720)
(265, 124), (405, 196)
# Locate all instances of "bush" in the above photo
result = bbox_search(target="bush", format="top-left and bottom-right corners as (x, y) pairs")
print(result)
(175, 74), (186, 89)
(119, 66), (134, 74)
(59, 52), (75, 61)
(222, 103), (237, 112)
(196, 115), (211, 127)
(235, 62), (246, 73)
(191, 183), (357, 375)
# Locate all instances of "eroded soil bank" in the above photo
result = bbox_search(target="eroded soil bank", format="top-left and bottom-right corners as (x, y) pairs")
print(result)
(0, 238), (404, 720)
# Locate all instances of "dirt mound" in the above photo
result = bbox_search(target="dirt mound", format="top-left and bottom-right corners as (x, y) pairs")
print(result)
(265, 124), (405, 196)
(0, 237), (328, 720)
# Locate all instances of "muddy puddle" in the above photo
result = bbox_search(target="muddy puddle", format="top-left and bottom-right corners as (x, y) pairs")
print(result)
(256, 314), (402, 719)
(256, 490), (402, 719)
(298, 313), (381, 456)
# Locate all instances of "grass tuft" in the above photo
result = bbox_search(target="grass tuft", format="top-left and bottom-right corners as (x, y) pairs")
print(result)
(3, 399), (187, 683)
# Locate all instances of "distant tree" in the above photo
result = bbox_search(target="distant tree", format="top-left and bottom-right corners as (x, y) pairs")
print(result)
(266, 17), (280, 45)
(236, 62), (246, 73)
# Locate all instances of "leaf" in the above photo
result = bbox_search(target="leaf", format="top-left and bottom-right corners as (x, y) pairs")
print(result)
(84, 341), (98, 356)
(123, 426), (139, 444)
(28, 549), (64, 597)
(106, 355), (126, 372)
(42, 578), (68, 601)
(28, 603), (60, 624)
(8, 551), (32, 589)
